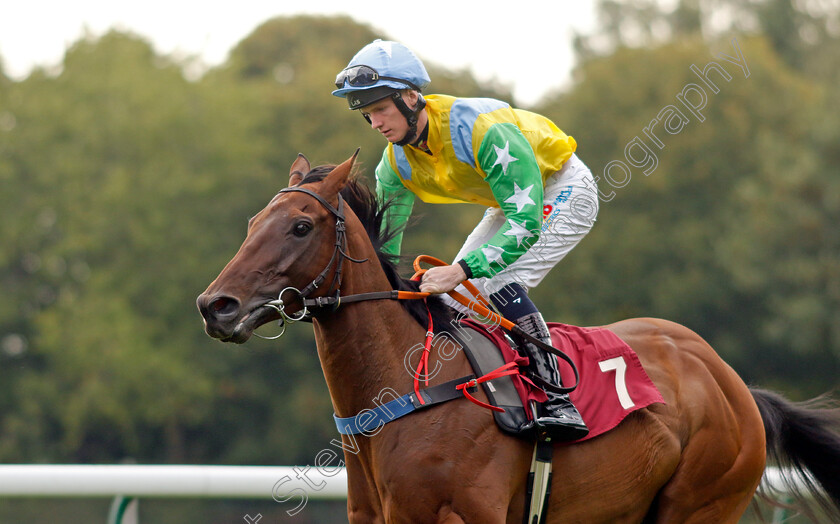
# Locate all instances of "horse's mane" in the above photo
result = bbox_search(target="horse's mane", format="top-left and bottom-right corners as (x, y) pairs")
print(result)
(298, 166), (456, 332)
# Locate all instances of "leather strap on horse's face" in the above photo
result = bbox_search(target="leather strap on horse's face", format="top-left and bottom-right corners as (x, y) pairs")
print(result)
(277, 186), (366, 309)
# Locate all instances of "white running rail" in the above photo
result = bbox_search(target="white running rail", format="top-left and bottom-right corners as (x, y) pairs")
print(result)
(0, 464), (346, 498)
(0, 465), (812, 523)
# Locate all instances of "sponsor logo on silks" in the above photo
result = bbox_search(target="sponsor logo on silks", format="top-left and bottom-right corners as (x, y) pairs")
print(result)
(541, 186), (576, 232)
(541, 217), (553, 233)
(555, 186), (574, 204)
(543, 204), (553, 220)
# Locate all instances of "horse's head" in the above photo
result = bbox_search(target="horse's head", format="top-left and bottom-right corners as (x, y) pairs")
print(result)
(196, 150), (360, 343)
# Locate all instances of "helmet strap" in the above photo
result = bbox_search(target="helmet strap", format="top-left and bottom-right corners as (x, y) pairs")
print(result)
(392, 92), (426, 146)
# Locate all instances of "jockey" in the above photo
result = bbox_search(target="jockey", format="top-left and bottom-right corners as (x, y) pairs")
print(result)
(333, 40), (598, 441)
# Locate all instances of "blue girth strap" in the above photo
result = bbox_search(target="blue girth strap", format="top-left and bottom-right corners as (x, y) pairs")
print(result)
(334, 375), (477, 435)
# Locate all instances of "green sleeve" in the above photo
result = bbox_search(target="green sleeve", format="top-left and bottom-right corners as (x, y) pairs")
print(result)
(374, 148), (415, 257)
(460, 123), (544, 278)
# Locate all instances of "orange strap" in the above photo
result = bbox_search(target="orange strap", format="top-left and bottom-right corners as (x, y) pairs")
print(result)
(404, 255), (580, 396)
(409, 255), (516, 331)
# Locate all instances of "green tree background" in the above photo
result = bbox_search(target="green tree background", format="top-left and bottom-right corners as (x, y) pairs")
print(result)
(0, 2), (837, 522)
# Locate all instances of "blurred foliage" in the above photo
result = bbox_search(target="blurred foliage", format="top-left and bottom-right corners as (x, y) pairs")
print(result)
(538, 0), (840, 396)
(0, 5), (837, 497)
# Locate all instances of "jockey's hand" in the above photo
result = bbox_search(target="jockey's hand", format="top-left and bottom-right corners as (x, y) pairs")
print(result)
(419, 264), (467, 294)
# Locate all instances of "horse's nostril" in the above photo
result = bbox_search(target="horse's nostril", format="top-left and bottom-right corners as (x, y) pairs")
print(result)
(199, 295), (241, 322)
(210, 297), (239, 317)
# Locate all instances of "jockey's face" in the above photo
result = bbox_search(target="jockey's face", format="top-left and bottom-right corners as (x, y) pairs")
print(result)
(360, 91), (421, 144)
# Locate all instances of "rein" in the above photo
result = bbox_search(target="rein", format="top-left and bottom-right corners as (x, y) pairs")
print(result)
(408, 256), (580, 395)
(255, 187), (579, 394)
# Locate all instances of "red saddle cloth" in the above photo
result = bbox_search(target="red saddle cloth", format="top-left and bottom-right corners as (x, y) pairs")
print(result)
(464, 320), (665, 443)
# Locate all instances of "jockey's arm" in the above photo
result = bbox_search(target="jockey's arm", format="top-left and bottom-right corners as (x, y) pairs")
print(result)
(375, 149), (416, 257)
(458, 123), (545, 280)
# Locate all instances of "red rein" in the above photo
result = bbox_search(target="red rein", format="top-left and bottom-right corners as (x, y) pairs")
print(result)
(413, 302), (434, 405)
(409, 258), (521, 412)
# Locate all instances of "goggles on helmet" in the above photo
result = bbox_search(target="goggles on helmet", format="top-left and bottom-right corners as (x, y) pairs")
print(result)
(334, 65), (421, 91)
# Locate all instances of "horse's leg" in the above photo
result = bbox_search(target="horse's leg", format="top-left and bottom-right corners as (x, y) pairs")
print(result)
(640, 328), (766, 523)
(652, 445), (764, 524)
(345, 450), (385, 524)
(374, 408), (527, 524)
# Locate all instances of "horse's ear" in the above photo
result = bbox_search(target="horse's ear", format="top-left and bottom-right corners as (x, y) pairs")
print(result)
(321, 148), (360, 198)
(288, 153), (310, 187)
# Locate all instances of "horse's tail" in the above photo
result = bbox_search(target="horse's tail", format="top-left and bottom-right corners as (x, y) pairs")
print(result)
(750, 387), (840, 521)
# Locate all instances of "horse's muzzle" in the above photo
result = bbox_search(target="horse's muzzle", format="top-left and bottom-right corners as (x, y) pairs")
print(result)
(196, 293), (244, 341)
(197, 293), (281, 343)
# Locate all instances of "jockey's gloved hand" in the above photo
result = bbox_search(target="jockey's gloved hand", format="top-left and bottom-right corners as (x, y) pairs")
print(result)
(419, 264), (467, 294)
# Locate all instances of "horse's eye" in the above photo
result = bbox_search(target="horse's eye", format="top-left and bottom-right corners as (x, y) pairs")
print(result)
(293, 222), (312, 237)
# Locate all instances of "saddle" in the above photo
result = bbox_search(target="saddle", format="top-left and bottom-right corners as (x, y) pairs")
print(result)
(333, 257), (663, 442)
(454, 319), (665, 442)
(334, 317), (663, 444)
(448, 321), (540, 437)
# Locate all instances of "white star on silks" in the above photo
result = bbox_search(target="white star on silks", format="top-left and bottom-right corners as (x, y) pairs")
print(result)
(504, 182), (536, 213)
(503, 219), (535, 247)
(491, 141), (519, 175)
(481, 245), (506, 265)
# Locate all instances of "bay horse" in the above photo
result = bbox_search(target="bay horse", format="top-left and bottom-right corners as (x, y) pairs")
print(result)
(197, 151), (840, 523)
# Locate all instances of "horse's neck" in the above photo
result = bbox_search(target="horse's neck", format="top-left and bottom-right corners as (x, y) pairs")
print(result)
(312, 235), (426, 418)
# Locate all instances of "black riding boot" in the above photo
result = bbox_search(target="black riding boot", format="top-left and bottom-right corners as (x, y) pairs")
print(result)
(515, 312), (590, 441)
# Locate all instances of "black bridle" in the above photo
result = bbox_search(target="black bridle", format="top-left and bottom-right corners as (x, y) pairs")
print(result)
(255, 184), (414, 337)
(253, 184), (400, 339)
(257, 186), (580, 395)
(273, 186), (368, 312)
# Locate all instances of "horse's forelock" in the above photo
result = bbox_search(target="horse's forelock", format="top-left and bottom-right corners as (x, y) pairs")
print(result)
(297, 165), (336, 186)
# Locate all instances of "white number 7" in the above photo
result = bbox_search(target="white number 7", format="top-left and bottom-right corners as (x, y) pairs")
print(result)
(599, 356), (634, 409)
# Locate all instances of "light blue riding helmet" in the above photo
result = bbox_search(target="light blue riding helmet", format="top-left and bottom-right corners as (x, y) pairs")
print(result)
(333, 39), (431, 109)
